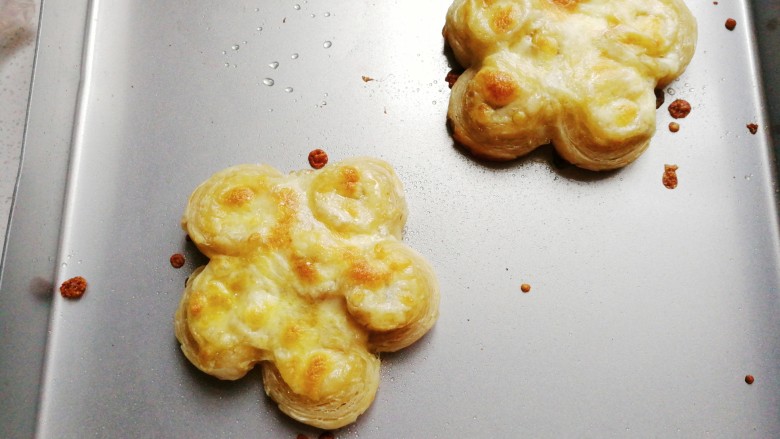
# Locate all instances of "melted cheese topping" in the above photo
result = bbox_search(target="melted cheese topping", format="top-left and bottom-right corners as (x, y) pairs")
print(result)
(444, 0), (697, 170)
(174, 157), (439, 429)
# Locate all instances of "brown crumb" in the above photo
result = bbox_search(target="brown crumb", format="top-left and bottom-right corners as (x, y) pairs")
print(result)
(668, 99), (691, 119)
(654, 88), (665, 109)
(445, 69), (462, 89)
(713, 1), (718, 4)
(747, 123), (758, 134)
(318, 433), (335, 439)
(725, 18), (737, 31)
(361, 75), (374, 82)
(308, 149), (329, 169)
(60, 276), (88, 299)
(662, 164), (679, 189)
(170, 253), (186, 268)
(296, 434), (309, 439)
(520, 283), (531, 293)
(669, 122), (680, 132)
(745, 374), (754, 385)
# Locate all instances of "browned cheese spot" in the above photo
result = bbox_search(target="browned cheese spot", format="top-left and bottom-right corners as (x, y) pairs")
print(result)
(283, 324), (304, 346)
(490, 5), (517, 34)
(339, 166), (361, 198)
(268, 188), (298, 249)
(189, 292), (207, 316)
(222, 187), (255, 207)
(482, 70), (518, 107)
(293, 256), (320, 284)
(550, 0), (579, 8)
(304, 354), (329, 398)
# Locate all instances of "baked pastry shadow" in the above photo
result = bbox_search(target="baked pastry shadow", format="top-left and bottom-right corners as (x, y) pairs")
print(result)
(449, 134), (622, 183)
(173, 348), (336, 434)
(174, 336), (258, 393)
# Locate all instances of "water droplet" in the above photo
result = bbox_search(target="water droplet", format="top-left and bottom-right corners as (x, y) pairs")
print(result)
(221, 50), (227, 55)
(231, 44), (240, 50)
(432, 100), (437, 105)
(323, 41), (332, 48)
(324, 12), (331, 17)
(256, 26), (263, 31)
(262, 78), (275, 86)
(268, 108), (274, 112)
(224, 62), (230, 67)
(294, 4), (301, 10)
(284, 87), (293, 93)
(291, 53), (299, 59)
(320, 101), (327, 106)
(254, 7), (260, 12)
(242, 41), (247, 44)
(667, 88), (676, 95)
(269, 61), (279, 69)
(310, 13), (316, 18)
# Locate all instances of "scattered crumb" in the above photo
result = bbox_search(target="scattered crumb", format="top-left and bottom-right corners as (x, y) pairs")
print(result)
(713, 1), (718, 4)
(361, 75), (375, 82)
(663, 164), (679, 189)
(654, 88), (665, 109)
(747, 123), (758, 134)
(308, 149), (329, 169)
(283, 17), (287, 23)
(745, 374), (754, 385)
(520, 283), (531, 293)
(60, 276), (88, 299)
(669, 122), (680, 132)
(668, 99), (692, 119)
(445, 69), (462, 89)
(170, 253), (186, 269)
(725, 18), (737, 31)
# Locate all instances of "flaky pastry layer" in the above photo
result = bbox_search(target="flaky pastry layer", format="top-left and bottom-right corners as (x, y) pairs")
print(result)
(174, 158), (439, 429)
(444, 0), (697, 170)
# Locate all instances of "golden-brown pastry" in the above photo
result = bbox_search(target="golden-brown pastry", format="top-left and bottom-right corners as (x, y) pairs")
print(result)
(174, 158), (439, 429)
(444, 0), (697, 170)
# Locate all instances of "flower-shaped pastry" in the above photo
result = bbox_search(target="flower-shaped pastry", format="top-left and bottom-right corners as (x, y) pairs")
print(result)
(444, 0), (697, 170)
(174, 158), (439, 429)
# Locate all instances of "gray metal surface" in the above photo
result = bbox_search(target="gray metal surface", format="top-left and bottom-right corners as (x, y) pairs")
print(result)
(2, 0), (779, 437)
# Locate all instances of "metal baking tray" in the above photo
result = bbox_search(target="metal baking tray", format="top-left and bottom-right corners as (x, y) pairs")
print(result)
(2, 0), (779, 437)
